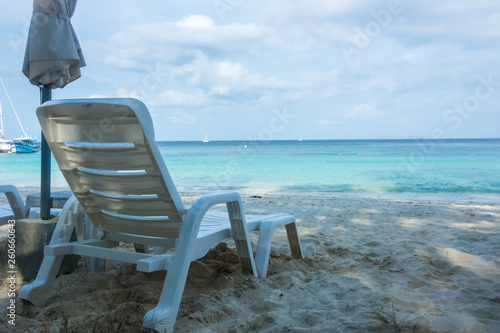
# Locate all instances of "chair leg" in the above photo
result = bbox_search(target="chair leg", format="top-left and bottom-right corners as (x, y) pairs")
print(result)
(255, 218), (304, 277)
(83, 213), (106, 273)
(17, 256), (65, 306)
(255, 222), (274, 277)
(285, 222), (304, 259)
(142, 253), (192, 333)
(18, 196), (80, 306)
(227, 201), (257, 276)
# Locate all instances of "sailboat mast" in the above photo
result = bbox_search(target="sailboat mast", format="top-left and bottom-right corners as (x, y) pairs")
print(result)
(0, 96), (4, 139)
(0, 77), (28, 138)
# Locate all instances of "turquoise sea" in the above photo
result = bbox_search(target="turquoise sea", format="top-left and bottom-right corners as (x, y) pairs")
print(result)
(1, 139), (500, 196)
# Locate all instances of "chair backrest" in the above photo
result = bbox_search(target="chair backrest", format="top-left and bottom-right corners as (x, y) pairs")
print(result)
(37, 98), (186, 238)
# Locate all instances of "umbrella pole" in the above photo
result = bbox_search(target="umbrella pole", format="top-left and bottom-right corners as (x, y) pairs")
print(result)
(40, 86), (52, 220)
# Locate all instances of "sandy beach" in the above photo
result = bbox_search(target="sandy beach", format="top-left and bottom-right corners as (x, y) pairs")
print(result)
(1, 187), (500, 332)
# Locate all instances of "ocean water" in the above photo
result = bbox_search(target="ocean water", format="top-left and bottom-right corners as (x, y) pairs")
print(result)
(1, 139), (500, 196)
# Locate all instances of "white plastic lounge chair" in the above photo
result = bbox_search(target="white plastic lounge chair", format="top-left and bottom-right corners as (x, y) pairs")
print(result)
(19, 98), (303, 333)
(0, 185), (25, 225)
(0, 185), (62, 222)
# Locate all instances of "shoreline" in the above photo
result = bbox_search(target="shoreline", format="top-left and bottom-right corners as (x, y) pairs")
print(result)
(4, 184), (500, 205)
(1, 187), (499, 332)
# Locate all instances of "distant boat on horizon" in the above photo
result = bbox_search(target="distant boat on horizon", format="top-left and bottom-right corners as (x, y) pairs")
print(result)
(0, 138), (12, 153)
(0, 77), (39, 154)
(202, 133), (209, 143)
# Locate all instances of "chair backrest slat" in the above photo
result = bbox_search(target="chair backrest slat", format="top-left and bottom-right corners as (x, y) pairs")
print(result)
(69, 170), (166, 195)
(86, 211), (180, 238)
(37, 98), (185, 238)
(82, 191), (177, 217)
(60, 143), (153, 170)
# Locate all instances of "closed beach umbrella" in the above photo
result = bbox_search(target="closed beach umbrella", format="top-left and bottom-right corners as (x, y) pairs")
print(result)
(23, 0), (85, 88)
(22, 0), (85, 219)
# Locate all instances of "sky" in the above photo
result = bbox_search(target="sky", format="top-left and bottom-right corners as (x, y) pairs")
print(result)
(0, 0), (499, 141)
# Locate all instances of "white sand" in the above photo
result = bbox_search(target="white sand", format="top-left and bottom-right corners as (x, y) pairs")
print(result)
(1, 187), (500, 332)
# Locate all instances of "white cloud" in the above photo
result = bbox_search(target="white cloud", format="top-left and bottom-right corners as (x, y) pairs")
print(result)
(308, 23), (356, 44)
(177, 15), (213, 29)
(112, 86), (208, 110)
(102, 15), (279, 69)
(317, 119), (347, 125)
(385, 1), (500, 45)
(171, 53), (299, 96)
(115, 87), (138, 98)
(344, 104), (382, 120)
(165, 111), (198, 124)
(259, 0), (372, 24)
(152, 90), (207, 107)
(404, 53), (422, 63)
(433, 1), (500, 12)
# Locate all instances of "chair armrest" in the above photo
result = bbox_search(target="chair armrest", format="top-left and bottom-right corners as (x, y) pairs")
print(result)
(184, 192), (257, 275)
(188, 192), (242, 218)
(0, 185), (25, 219)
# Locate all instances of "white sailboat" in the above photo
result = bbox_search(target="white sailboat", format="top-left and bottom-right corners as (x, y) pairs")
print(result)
(0, 78), (39, 154)
(202, 133), (209, 143)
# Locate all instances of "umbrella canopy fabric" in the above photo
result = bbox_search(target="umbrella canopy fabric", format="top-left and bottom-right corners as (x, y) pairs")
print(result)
(22, 0), (85, 89)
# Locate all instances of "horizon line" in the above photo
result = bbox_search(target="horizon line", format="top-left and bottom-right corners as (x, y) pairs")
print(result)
(153, 137), (500, 142)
